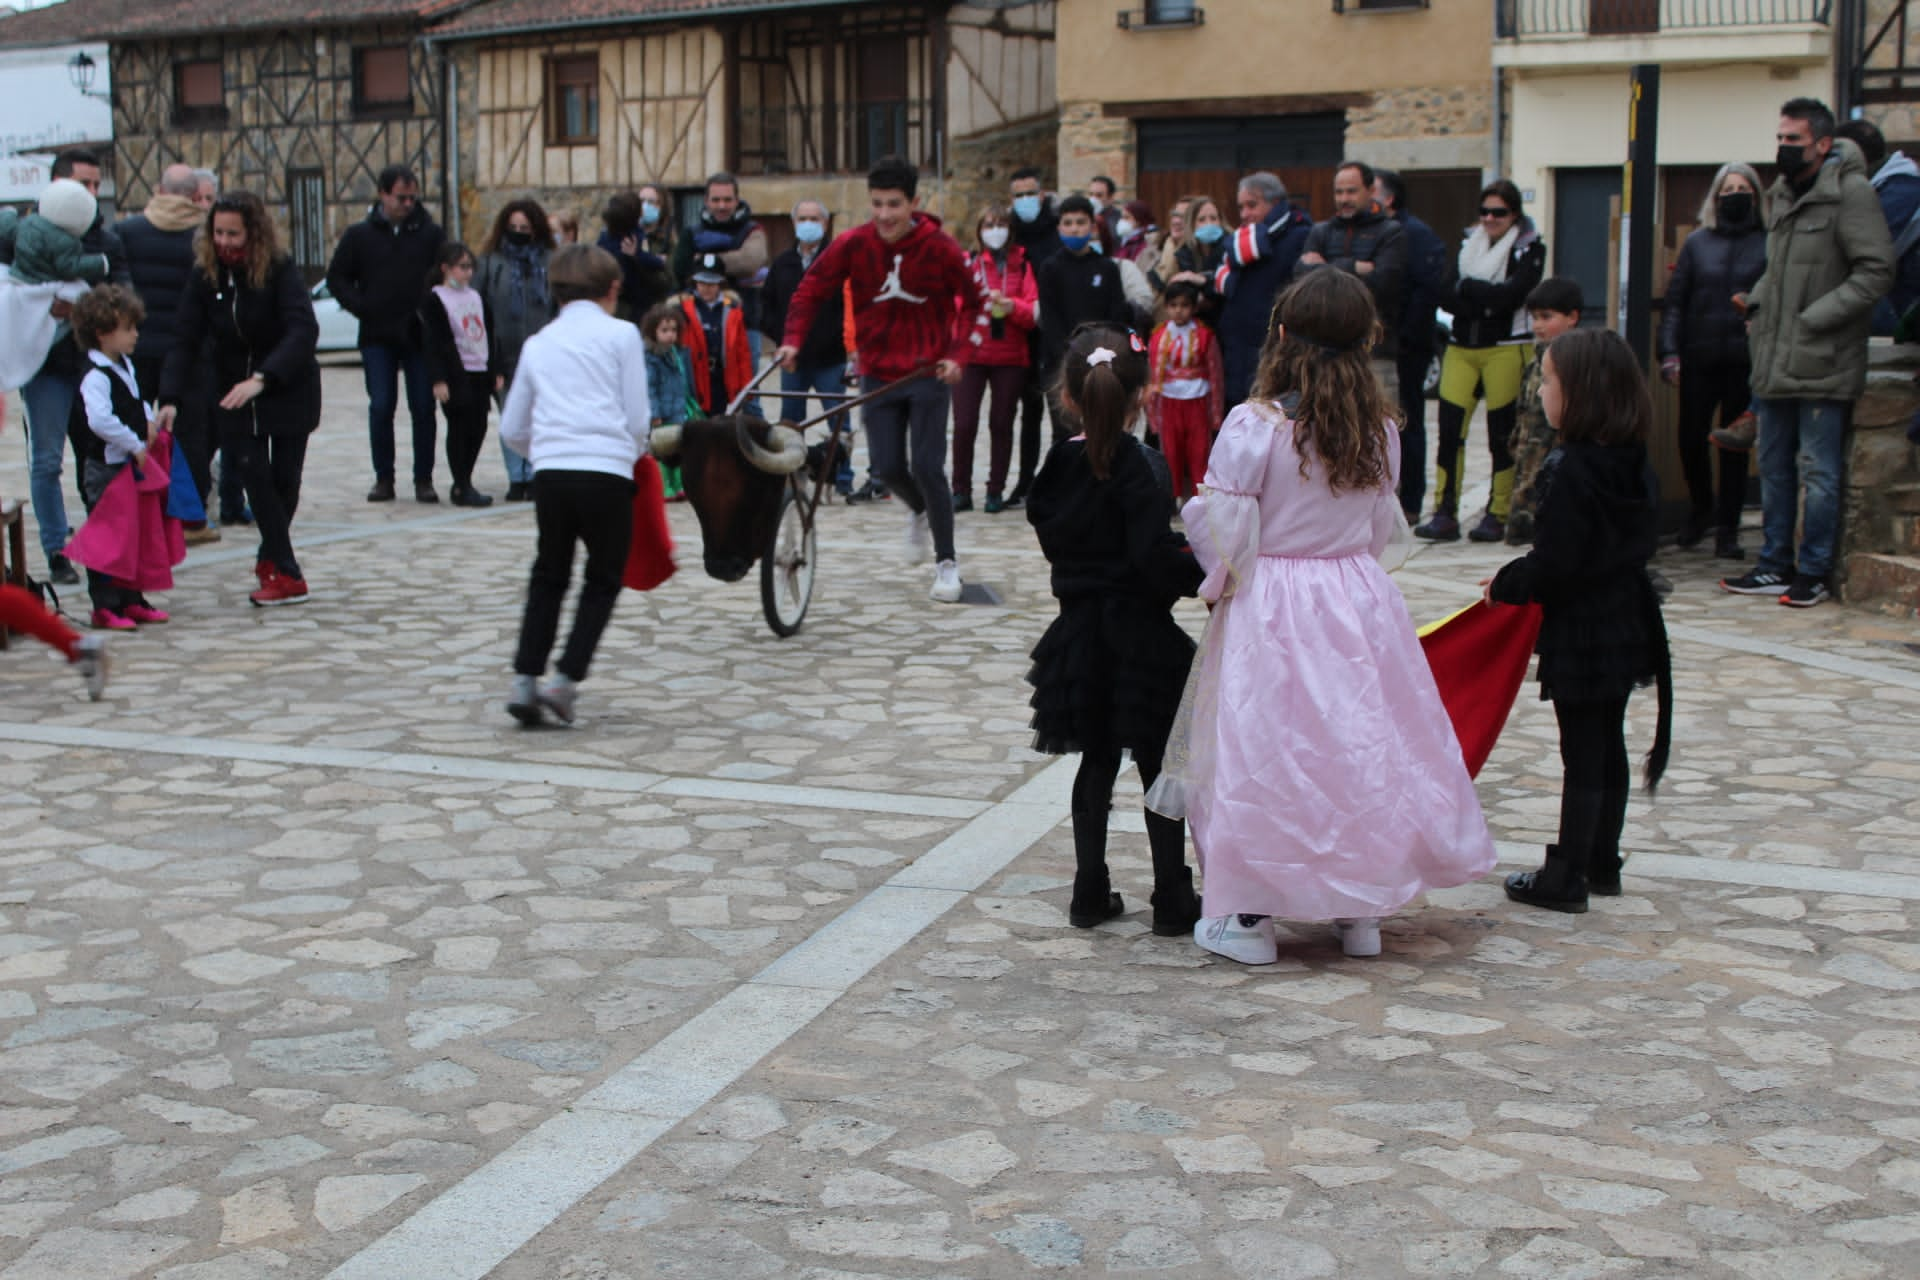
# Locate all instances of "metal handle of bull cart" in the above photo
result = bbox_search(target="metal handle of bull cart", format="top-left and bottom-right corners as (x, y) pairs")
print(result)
(724, 359), (786, 418)
(784, 365), (938, 434)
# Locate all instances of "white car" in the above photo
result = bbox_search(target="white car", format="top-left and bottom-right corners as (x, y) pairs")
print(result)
(310, 280), (360, 353)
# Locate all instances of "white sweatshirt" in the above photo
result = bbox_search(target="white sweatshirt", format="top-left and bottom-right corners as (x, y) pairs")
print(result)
(498, 300), (651, 479)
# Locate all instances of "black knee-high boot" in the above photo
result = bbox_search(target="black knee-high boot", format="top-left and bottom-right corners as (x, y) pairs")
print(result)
(1146, 811), (1199, 937)
(1069, 808), (1124, 928)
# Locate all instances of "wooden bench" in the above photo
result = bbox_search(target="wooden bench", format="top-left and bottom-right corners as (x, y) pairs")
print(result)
(0, 500), (27, 650)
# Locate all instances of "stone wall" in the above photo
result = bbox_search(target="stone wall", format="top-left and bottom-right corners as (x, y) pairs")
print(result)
(1842, 342), (1920, 614)
(944, 114), (1059, 240)
(1057, 101), (1134, 197)
(1346, 83), (1493, 174)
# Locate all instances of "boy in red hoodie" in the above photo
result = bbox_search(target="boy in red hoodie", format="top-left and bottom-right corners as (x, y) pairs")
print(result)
(776, 156), (986, 604)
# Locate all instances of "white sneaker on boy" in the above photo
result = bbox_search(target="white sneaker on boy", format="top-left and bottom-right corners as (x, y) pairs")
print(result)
(904, 510), (931, 564)
(1335, 917), (1382, 958)
(930, 559), (963, 603)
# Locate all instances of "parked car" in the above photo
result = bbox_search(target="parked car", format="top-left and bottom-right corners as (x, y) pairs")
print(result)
(1424, 307), (1452, 399)
(311, 280), (359, 352)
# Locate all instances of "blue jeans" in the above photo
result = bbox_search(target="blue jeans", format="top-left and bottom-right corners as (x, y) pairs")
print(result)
(362, 341), (438, 484)
(495, 372), (533, 484)
(1754, 396), (1847, 579)
(19, 368), (76, 562)
(781, 363), (852, 490)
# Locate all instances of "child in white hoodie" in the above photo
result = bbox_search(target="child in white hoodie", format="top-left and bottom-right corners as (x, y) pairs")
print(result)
(498, 244), (651, 727)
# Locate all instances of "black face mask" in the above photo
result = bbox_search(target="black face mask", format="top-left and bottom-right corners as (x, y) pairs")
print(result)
(1717, 192), (1755, 226)
(1776, 143), (1809, 175)
(505, 230), (532, 247)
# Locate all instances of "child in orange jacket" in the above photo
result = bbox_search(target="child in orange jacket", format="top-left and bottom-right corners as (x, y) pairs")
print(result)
(680, 254), (756, 417)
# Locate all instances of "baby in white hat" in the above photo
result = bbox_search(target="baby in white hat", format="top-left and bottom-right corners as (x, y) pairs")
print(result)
(0, 178), (110, 286)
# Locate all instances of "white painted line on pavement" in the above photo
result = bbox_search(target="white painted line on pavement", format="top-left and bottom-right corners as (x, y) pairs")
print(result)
(324, 755), (1077, 1280)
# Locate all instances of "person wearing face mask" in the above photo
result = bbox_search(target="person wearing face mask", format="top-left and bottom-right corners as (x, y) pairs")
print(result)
(157, 192), (321, 608)
(1722, 97), (1894, 609)
(954, 206), (1039, 513)
(761, 199), (855, 496)
(598, 192), (672, 321)
(1114, 200), (1158, 265)
(1007, 165), (1064, 504)
(1170, 195), (1229, 324)
(477, 199), (558, 501)
(635, 182), (678, 285)
(1038, 196), (1136, 443)
(1657, 163), (1767, 559)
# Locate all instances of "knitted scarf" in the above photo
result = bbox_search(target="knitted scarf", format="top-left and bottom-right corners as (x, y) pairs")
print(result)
(1457, 220), (1521, 285)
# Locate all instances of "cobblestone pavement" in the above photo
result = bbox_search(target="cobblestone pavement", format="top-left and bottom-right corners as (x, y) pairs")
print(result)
(2, 369), (1919, 1278)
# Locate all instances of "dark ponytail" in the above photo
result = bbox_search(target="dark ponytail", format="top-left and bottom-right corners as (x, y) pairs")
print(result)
(1058, 323), (1148, 480)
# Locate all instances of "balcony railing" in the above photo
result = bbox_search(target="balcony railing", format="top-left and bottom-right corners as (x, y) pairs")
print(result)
(736, 99), (935, 177)
(1496, 0), (1831, 38)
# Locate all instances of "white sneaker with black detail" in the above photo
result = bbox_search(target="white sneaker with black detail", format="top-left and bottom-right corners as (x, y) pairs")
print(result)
(930, 559), (963, 603)
(1194, 914), (1278, 965)
(1334, 917), (1382, 958)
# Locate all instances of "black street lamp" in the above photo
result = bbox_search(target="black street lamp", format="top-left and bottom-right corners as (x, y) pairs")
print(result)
(67, 50), (110, 101)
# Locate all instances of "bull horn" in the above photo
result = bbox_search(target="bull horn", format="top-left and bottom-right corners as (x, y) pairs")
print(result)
(650, 424), (683, 458)
(735, 417), (807, 475)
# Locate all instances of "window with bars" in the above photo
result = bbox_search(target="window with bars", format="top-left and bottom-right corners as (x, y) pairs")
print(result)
(173, 59), (226, 127)
(354, 46), (413, 117)
(546, 55), (600, 147)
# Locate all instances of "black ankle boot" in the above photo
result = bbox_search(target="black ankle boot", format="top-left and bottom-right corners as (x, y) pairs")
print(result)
(1150, 867), (1201, 937)
(1068, 810), (1124, 928)
(1504, 842), (1589, 913)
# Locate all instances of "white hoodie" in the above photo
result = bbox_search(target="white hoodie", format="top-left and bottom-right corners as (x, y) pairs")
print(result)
(498, 300), (651, 479)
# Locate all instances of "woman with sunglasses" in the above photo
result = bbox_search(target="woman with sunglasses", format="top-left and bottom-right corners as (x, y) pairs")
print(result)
(1418, 180), (1546, 543)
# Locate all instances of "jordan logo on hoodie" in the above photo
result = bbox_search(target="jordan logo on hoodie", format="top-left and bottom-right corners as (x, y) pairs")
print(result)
(873, 254), (927, 305)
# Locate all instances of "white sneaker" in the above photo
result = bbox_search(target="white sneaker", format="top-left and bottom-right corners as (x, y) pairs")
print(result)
(506, 674), (542, 727)
(930, 559), (963, 603)
(904, 510), (931, 564)
(1335, 917), (1382, 958)
(72, 635), (109, 701)
(538, 674), (579, 725)
(1194, 914), (1278, 965)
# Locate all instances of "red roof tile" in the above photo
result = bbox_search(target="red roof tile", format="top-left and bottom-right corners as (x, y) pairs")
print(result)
(428, 0), (881, 40)
(0, 0), (475, 47)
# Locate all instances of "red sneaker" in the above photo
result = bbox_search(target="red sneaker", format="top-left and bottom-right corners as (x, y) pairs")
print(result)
(90, 608), (137, 631)
(249, 570), (310, 608)
(122, 603), (170, 625)
(254, 559), (272, 585)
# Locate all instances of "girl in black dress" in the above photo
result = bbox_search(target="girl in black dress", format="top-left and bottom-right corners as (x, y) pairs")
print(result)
(1488, 328), (1672, 912)
(1027, 324), (1205, 935)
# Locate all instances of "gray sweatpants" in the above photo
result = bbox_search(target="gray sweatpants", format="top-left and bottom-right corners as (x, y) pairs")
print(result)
(862, 374), (956, 563)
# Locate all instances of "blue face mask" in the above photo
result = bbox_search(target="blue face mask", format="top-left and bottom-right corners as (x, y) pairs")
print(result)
(795, 220), (825, 245)
(641, 201), (661, 227)
(1194, 223), (1226, 245)
(1060, 234), (1094, 254)
(1012, 195), (1042, 223)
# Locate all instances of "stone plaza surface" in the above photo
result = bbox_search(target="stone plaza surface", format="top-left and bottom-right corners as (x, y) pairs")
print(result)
(1, 367), (1919, 1278)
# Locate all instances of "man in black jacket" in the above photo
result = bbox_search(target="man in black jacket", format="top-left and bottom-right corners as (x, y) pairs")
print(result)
(1296, 161), (1409, 401)
(1008, 166), (1063, 502)
(760, 199), (854, 495)
(7, 149), (128, 584)
(1374, 169), (1448, 520)
(326, 165), (446, 503)
(117, 164), (222, 530)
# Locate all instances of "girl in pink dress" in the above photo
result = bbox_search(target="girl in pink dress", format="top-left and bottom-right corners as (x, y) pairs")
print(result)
(1180, 270), (1496, 963)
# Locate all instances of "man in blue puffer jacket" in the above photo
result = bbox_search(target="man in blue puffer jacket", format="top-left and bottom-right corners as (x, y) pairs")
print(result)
(1836, 119), (1920, 335)
(1214, 172), (1313, 407)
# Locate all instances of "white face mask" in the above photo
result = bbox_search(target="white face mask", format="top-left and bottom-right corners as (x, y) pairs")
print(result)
(1115, 217), (1136, 240)
(1089, 196), (1105, 215)
(980, 226), (1010, 250)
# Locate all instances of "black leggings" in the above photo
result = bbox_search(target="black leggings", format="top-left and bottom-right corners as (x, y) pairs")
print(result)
(1555, 696), (1630, 878)
(225, 425), (308, 578)
(1675, 361), (1751, 530)
(1434, 397), (1515, 514)
(442, 372), (493, 490)
(1069, 743), (1189, 909)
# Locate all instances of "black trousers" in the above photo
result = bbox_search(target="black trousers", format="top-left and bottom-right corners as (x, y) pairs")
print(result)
(224, 425), (308, 577)
(78, 457), (141, 613)
(513, 469), (634, 682)
(1069, 742), (1189, 913)
(1675, 360), (1751, 531)
(1554, 695), (1631, 879)
(134, 354), (213, 511)
(442, 372), (493, 490)
(1396, 346), (1432, 518)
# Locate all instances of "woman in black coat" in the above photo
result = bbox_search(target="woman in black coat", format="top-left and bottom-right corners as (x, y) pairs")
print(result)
(1658, 162), (1767, 558)
(159, 191), (321, 607)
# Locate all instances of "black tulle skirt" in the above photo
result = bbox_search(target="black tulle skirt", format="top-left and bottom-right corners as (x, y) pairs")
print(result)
(1028, 597), (1197, 756)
